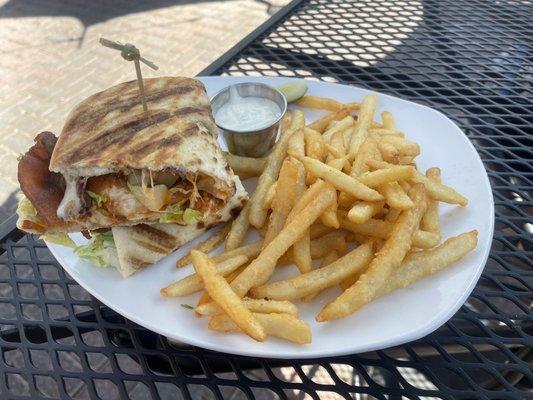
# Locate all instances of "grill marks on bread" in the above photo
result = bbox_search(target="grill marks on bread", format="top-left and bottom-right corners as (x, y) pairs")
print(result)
(50, 77), (217, 171)
(124, 224), (188, 270)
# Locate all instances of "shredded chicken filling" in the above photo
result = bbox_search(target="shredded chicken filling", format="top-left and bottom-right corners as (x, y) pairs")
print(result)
(85, 170), (228, 223)
(18, 132), (233, 230)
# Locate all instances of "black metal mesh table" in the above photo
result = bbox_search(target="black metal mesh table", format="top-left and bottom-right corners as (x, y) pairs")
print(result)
(1, 0), (531, 398)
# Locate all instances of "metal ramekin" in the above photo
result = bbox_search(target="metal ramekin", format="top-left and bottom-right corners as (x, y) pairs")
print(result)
(211, 82), (287, 158)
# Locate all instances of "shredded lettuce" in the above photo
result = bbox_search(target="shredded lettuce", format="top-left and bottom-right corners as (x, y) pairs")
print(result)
(86, 191), (107, 207)
(16, 196), (45, 227)
(158, 204), (183, 223)
(183, 208), (202, 225)
(17, 153), (23, 161)
(165, 204), (183, 214)
(17, 196), (38, 218)
(158, 205), (202, 225)
(41, 233), (76, 248)
(75, 232), (117, 268)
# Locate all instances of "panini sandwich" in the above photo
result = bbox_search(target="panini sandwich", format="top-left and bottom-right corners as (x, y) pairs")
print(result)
(16, 77), (247, 276)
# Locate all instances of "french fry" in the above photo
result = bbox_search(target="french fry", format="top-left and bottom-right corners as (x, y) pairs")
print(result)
(309, 232), (346, 257)
(399, 180), (412, 193)
(195, 254), (250, 312)
(327, 155), (350, 171)
(379, 182), (414, 210)
(213, 241), (262, 264)
(299, 156), (383, 201)
(357, 166), (415, 188)
(337, 191), (355, 208)
(348, 94), (377, 158)
(241, 298), (299, 316)
(305, 127), (327, 184)
(280, 111), (292, 132)
(305, 127), (327, 161)
(230, 184), (336, 297)
(277, 232), (347, 266)
(198, 262), (249, 316)
(350, 137), (378, 177)
(251, 241), (373, 300)
(377, 231), (478, 297)
(225, 263), (250, 283)
(399, 156), (415, 165)
(381, 111), (395, 130)
(325, 143), (344, 159)
(176, 224), (231, 268)
(339, 239), (375, 289)
(381, 136), (420, 157)
(225, 203), (251, 251)
(292, 161), (312, 273)
(340, 216), (439, 249)
(161, 255), (249, 297)
(262, 182), (277, 210)
(385, 207), (401, 222)
(348, 201), (385, 224)
(411, 171), (467, 206)
(287, 128), (305, 158)
(327, 129), (346, 160)
(370, 129), (404, 138)
(301, 250), (340, 302)
(224, 152), (267, 179)
(309, 223), (333, 239)
(287, 179), (326, 221)
(196, 291), (211, 315)
(264, 159), (298, 244)
(323, 116), (354, 143)
(339, 267), (366, 291)
(317, 184), (428, 321)
(295, 96), (344, 111)
(320, 206), (340, 229)
(320, 188), (340, 228)
(323, 250), (340, 265)
(344, 102), (361, 111)
(421, 168), (441, 236)
(249, 110), (305, 228)
(308, 108), (351, 133)
(209, 313), (311, 344)
(378, 141), (400, 164)
(342, 126), (355, 151)
(347, 232), (371, 244)
(197, 297), (299, 316)
(368, 160), (468, 206)
(191, 251), (265, 341)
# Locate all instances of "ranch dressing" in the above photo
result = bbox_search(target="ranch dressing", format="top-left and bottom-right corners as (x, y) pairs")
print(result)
(215, 86), (281, 131)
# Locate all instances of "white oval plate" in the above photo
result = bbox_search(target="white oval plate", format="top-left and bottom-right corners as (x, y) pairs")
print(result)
(47, 76), (494, 359)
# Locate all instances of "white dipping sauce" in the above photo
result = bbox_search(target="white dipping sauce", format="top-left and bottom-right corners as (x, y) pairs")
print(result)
(215, 87), (281, 131)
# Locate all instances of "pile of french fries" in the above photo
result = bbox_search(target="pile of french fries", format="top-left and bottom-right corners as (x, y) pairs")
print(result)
(161, 93), (478, 344)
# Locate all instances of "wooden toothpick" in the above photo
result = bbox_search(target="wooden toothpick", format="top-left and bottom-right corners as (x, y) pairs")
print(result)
(99, 37), (159, 112)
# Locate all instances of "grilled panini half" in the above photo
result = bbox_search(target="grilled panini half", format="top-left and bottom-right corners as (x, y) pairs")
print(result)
(18, 77), (247, 234)
(112, 224), (205, 277)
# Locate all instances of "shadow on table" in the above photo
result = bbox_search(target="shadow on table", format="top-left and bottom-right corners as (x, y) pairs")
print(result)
(0, 0), (281, 48)
(227, 0), (530, 118)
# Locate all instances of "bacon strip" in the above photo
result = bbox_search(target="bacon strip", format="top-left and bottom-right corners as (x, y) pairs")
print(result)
(18, 132), (65, 226)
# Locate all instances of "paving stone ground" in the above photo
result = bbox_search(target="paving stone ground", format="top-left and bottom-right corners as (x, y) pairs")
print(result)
(0, 0), (287, 223)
